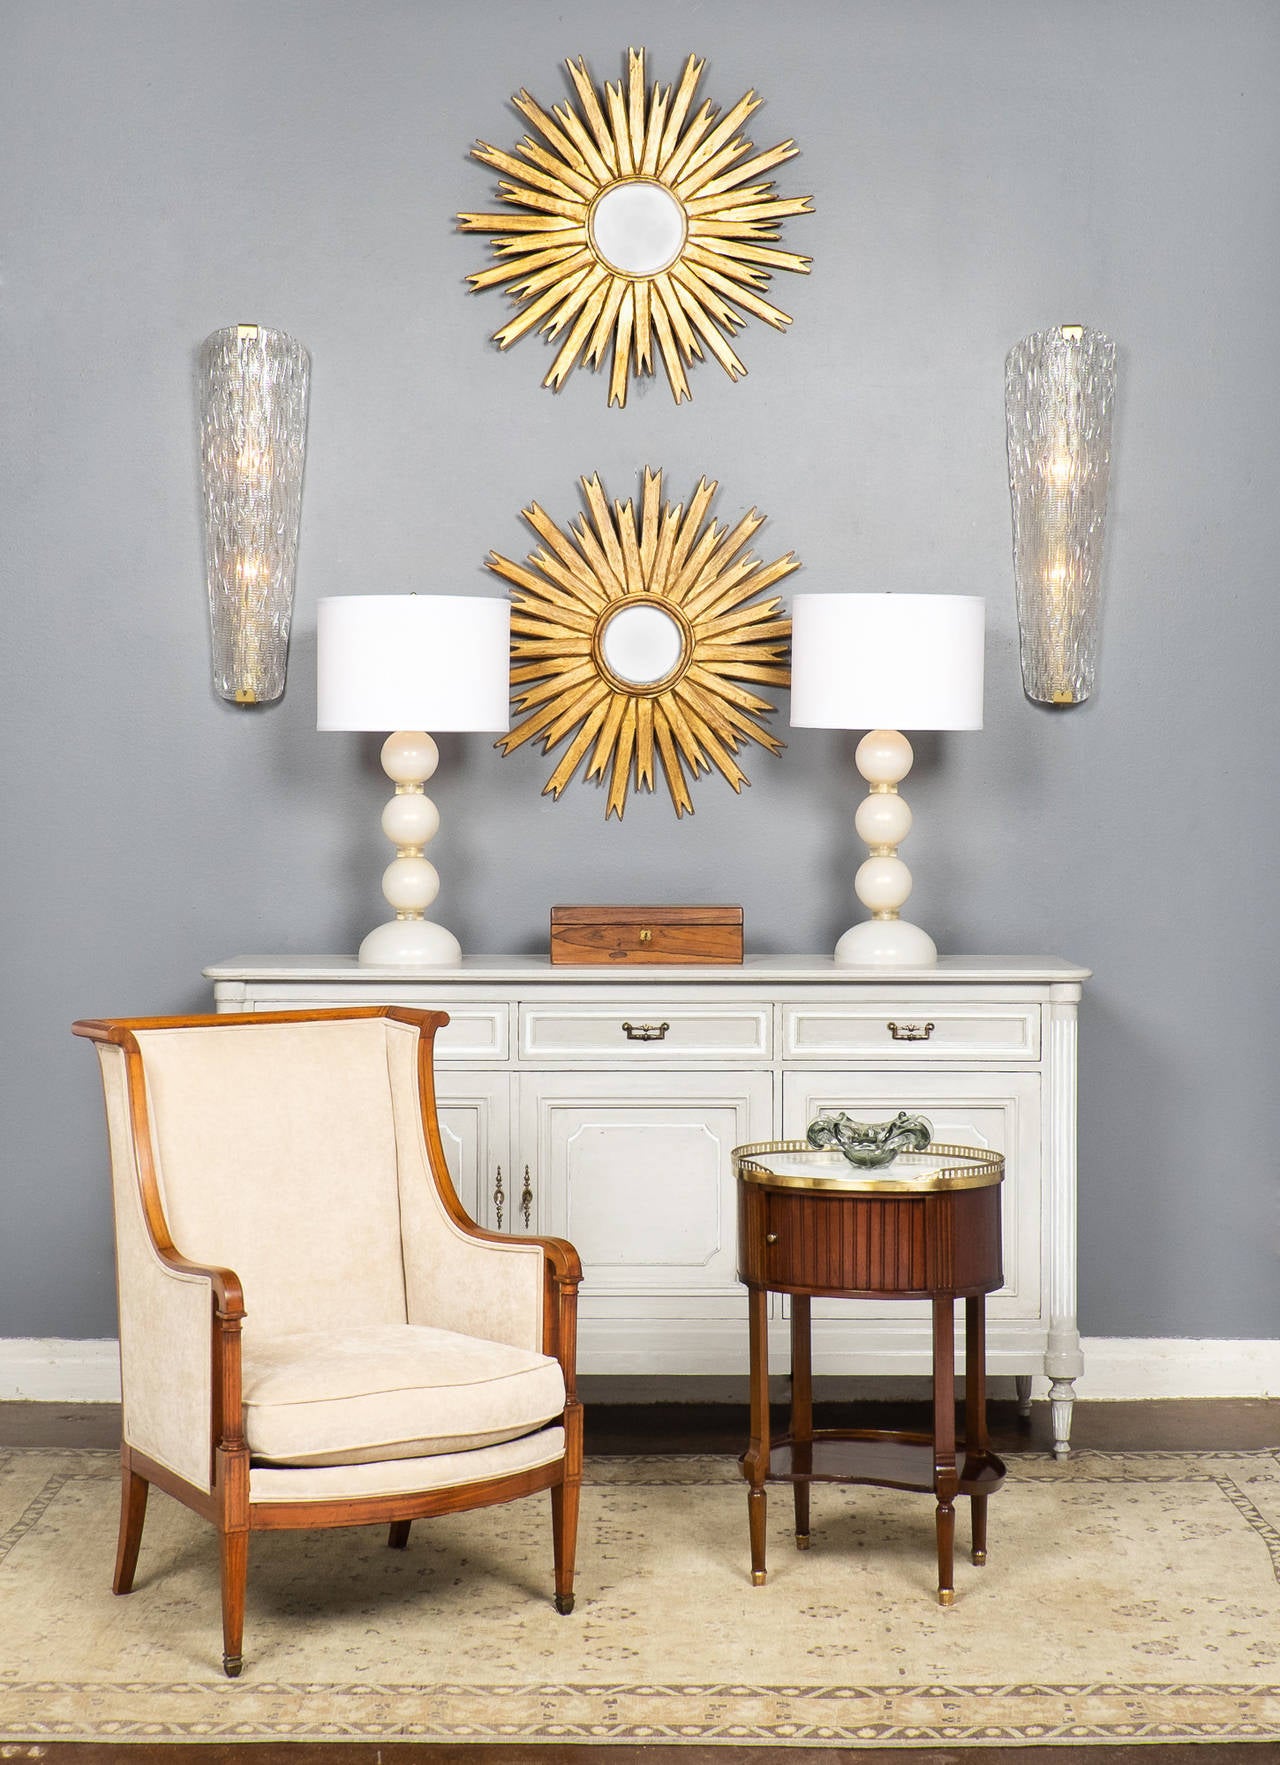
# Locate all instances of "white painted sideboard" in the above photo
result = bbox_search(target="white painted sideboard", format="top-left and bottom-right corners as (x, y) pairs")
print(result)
(206, 955), (1089, 1455)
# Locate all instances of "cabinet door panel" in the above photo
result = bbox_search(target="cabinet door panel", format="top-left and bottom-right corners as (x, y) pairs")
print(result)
(433, 1072), (512, 1231)
(520, 1071), (772, 1317)
(781, 1071), (1041, 1320)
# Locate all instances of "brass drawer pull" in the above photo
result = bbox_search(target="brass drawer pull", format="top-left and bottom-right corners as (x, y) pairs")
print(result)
(765, 1231), (779, 1245)
(493, 1165), (504, 1232)
(887, 1020), (935, 1041)
(520, 1164), (533, 1230)
(622, 1020), (669, 1041)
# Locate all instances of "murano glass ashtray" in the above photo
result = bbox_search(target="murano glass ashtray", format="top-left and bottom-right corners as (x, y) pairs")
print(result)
(805, 1110), (934, 1168)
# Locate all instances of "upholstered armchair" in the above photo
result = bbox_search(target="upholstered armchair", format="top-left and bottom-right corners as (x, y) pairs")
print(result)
(72, 1007), (582, 1676)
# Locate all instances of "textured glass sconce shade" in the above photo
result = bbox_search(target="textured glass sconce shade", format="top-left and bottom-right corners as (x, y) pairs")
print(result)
(1005, 325), (1116, 706)
(199, 324), (311, 704)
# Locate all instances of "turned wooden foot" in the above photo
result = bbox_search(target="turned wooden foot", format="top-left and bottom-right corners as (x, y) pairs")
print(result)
(748, 1484), (768, 1585)
(971, 1491), (989, 1565)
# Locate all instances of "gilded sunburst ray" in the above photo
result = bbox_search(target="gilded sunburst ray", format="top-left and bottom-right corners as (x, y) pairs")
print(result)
(489, 469), (798, 818)
(459, 49), (813, 405)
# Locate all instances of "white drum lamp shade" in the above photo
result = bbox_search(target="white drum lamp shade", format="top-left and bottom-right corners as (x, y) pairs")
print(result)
(317, 595), (510, 731)
(317, 595), (511, 967)
(790, 594), (985, 967)
(790, 594), (984, 732)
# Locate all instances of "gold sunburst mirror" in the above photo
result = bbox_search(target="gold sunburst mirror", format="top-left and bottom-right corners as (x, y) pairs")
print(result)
(458, 49), (813, 405)
(487, 469), (798, 818)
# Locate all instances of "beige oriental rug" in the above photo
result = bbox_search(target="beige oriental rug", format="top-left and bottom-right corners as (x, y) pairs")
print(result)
(0, 1447), (1277, 1747)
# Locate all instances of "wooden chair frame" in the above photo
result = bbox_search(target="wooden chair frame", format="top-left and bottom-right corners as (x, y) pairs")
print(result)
(73, 1006), (583, 1676)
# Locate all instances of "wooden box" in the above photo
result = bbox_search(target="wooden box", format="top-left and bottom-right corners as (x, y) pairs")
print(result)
(549, 905), (744, 966)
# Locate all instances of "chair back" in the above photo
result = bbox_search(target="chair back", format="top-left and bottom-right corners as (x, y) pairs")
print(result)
(124, 1016), (410, 1340)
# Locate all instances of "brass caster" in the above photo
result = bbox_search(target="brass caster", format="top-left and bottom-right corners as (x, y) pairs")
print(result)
(795, 1533), (811, 1551)
(554, 1593), (575, 1615)
(750, 1569), (767, 1586)
(222, 1654), (243, 1677)
(937, 1588), (955, 1607)
(972, 1548), (987, 1566)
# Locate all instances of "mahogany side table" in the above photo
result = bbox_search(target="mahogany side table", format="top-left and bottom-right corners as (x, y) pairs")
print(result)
(734, 1140), (1007, 1604)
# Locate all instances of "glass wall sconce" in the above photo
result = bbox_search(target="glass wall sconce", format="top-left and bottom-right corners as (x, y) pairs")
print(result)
(1005, 324), (1116, 705)
(198, 324), (311, 705)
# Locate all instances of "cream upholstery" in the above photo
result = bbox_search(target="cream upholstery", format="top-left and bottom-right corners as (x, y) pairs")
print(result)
(139, 1020), (409, 1343)
(97, 1044), (215, 1493)
(248, 1425), (567, 1503)
(385, 1020), (545, 1352)
(241, 1323), (566, 1466)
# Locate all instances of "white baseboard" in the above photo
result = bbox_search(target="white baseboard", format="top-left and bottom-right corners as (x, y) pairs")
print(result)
(0, 1336), (1276, 1404)
(1, 1339), (122, 1403)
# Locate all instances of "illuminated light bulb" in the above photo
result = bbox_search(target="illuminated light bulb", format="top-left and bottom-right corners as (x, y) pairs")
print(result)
(235, 438), (274, 478)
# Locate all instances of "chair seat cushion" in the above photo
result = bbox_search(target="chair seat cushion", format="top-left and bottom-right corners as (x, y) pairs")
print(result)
(241, 1324), (566, 1467)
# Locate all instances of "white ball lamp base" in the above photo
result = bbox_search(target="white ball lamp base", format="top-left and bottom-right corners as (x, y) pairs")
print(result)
(836, 729), (937, 969)
(358, 731), (462, 966)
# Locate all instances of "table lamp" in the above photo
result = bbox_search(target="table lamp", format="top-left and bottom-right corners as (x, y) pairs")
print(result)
(317, 594), (510, 965)
(790, 593), (985, 967)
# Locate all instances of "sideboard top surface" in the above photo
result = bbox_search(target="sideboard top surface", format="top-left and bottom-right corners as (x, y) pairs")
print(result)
(206, 954), (1090, 987)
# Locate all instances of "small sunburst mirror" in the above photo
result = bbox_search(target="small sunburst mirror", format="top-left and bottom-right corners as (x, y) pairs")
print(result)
(459, 49), (813, 406)
(487, 468), (798, 818)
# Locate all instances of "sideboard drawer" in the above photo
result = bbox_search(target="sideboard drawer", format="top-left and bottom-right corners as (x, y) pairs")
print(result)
(519, 1003), (771, 1061)
(782, 1003), (1040, 1062)
(434, 1007), (511, 1061)
(248, 1002), (508, 1051)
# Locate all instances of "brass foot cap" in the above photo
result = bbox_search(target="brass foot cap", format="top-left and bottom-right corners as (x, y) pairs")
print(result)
(222, 1655), (243, 1677)
(972, 1549), (987, 1565)
(751, 1570), (767, 1586)
(795, 1533), (811, 1550)
(554, 1593), (575, 1615)
(937, 1588), (955, 1607)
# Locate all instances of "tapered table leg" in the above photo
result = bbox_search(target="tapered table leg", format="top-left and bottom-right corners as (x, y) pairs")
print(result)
(965, 1294), (989, 1564)
(790, 1294), (812, 1549)
(932, 1296), (957, 1606)
(744, 1283), (770, 1585)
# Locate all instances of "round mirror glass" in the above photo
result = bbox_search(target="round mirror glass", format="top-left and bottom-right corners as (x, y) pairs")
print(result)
(600, 602), (685, 687)
(590, 179), (687, 278)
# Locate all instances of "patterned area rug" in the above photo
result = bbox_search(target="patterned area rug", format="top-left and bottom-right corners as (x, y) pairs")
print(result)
(0, 1447), (1277, 1746)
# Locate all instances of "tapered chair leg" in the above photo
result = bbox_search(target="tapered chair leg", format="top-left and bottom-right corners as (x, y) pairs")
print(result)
(387, 1520), (412, 1549)
(552, 1401), (582, 1615)
(112, 1456), (149, 1595)
(551, 1478), (579, 1614)
(219, 1529), (248, 1677)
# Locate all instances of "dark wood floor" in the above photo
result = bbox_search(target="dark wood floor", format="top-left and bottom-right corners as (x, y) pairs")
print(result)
(5, 1391), (1278, 1453)
(2, 1396), (1276, 1764)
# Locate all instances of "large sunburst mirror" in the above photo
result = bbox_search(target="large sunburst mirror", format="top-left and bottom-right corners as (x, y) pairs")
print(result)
(458, 50), (813, 406)
(487, 469), (797, 819)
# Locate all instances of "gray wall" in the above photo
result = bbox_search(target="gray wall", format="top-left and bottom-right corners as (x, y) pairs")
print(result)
(2, 0), (1277, 1343)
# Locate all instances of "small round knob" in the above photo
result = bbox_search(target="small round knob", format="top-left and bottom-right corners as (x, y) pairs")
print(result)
(764, 1232), (778, 1245)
